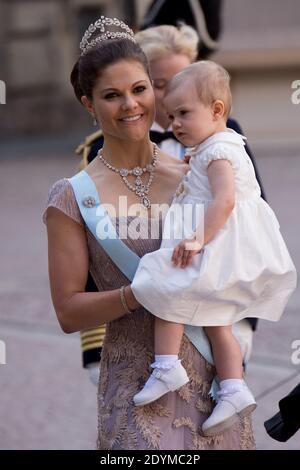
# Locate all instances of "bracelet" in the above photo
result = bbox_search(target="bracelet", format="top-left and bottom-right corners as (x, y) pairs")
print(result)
(120, 285), (133, 314)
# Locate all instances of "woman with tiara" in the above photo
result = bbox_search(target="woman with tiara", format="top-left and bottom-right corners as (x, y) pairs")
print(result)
(43, 17), (255, 449)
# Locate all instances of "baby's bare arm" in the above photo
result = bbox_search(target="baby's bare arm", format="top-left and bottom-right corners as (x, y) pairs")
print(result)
(200, 159), (235, 245)
(172, 159), (235, 268)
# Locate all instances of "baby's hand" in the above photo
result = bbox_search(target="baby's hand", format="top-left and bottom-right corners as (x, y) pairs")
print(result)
(183, 154), (191, 164)
(172, 236), (203, 268)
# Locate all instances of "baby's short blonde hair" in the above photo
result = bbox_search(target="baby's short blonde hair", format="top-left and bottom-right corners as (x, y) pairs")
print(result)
(167, 60), (232, 118)
(135, 24), (198, 64)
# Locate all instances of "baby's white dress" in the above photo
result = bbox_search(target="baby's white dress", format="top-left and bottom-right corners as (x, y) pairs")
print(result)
(131, 130), (297, 326)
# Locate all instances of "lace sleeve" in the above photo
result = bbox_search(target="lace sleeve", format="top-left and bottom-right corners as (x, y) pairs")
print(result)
(201, 143), (240, 171)
(42, 178), (84, 226)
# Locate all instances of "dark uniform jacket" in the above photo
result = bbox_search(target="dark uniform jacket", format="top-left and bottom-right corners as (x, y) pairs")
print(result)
(264, 383), (300, 442)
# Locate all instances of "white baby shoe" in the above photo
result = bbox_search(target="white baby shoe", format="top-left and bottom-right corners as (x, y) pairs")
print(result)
(202, 385), (257, 436)
(133, 363), (189, 406)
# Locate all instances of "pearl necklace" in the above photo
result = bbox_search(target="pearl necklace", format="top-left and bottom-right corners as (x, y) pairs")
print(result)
(97, 143), (158, 209)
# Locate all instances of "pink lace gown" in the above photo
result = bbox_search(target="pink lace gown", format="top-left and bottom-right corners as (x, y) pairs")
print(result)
(43, 178), (255, 450)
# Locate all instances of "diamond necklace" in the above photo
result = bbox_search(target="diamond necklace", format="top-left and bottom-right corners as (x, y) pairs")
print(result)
(97, 143), (158, 209)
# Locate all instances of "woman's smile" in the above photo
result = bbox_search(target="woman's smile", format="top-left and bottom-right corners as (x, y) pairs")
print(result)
(119, 113), (145, 124)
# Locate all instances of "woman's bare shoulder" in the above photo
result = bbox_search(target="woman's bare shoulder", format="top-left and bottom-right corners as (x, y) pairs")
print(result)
(158, 150), (189, 175)
(84, 156), (99, 174)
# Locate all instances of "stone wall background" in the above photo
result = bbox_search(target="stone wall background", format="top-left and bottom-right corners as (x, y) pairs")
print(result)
(0, 0), (299, 154)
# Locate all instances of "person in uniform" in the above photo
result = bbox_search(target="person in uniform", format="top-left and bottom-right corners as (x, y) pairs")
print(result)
(141, 0), (222, 58)
(264, 382), (300, 442)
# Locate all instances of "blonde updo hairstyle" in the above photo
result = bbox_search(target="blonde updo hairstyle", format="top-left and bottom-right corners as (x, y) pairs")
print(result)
(135, 24), (198, 63)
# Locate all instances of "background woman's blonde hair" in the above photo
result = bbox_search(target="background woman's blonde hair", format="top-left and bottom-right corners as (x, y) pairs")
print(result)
(135, 24), (198, 64)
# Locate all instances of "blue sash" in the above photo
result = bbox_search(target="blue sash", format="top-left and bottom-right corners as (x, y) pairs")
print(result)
(68, 170), (216, 371)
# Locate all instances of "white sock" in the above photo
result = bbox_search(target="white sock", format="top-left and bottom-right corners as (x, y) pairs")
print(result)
(220, 378), (246, 393)
(151, 354), (180, 370)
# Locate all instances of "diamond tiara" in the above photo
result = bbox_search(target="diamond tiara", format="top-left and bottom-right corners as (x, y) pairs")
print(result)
(80, 16), (135, 56)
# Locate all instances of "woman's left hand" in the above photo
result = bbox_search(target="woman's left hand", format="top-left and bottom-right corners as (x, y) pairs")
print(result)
(172, 237), (203, 268)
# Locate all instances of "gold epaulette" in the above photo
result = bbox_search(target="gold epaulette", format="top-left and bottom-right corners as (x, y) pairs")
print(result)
(75, 129), (103, 170)
(80, 326), (106, 352)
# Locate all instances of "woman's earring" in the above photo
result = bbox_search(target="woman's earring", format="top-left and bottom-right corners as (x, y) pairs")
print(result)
(93, 116), (97, 126)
